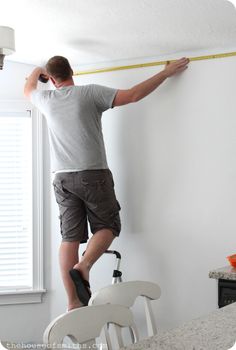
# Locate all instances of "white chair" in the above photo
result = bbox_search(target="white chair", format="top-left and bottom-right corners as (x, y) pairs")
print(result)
(43, 304), (139, 350)
(89, 280), (161, 337)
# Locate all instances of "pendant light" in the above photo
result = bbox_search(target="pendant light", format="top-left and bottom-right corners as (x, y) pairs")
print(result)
(0, 26), (15, 69)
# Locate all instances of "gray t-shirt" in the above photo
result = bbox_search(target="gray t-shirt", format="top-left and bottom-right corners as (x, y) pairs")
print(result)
(30, 84), (117, 173)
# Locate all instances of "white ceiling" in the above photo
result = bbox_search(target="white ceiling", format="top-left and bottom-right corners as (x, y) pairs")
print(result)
(1, 0), (236, 70)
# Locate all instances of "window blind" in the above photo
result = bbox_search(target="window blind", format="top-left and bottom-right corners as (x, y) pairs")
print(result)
(0, 110), (33, 291)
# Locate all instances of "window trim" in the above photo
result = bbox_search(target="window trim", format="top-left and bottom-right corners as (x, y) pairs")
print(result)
(0, 100), (46, 305)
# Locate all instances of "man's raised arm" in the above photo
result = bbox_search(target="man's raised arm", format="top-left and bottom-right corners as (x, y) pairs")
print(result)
(112, 57), (189, 107)
(24, 67), (48, 98)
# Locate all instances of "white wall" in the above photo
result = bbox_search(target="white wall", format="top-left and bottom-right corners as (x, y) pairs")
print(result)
(0, 61), (52, 343)
(57, 56), (236, 334)
(1, 55), (236, 342)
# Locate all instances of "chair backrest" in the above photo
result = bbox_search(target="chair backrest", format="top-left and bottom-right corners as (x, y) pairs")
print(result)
(43, 304), (139, 350)
(89, 280), (161, 337)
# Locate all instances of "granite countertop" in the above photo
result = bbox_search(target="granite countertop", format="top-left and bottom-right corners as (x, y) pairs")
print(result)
(122, 302), (236, 350)
(209, 266), (236, 280)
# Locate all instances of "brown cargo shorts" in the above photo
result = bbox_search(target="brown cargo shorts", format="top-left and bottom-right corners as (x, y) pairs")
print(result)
(52, 169), (121, 243)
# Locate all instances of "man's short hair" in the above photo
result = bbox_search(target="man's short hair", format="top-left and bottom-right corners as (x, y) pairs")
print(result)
(46, 56), (73, 82)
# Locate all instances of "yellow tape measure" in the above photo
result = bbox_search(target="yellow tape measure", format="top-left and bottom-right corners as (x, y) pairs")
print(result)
(74, 51), (236, 76)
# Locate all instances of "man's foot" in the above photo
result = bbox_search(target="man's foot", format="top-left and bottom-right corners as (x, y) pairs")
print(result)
(73, 261), (90, 283)
(67, 304), (82, 312)
(73, 261), (91, 295)
(69, 269), (91, 306)
(67, 298), (83, 312)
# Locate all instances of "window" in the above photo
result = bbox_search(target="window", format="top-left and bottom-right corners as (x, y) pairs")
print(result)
(0, 101), (45, 305)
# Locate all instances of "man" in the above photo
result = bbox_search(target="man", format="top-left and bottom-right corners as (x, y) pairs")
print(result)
(24, 55), (189, 311)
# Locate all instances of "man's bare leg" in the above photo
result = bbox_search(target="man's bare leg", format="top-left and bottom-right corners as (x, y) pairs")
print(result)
(73, 229), (115, 283)
(59, 240), (82, 311)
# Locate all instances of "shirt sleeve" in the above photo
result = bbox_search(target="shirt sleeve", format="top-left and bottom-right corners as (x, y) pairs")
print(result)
(91, 84), (118, 112)
(30, 89), (50, 114)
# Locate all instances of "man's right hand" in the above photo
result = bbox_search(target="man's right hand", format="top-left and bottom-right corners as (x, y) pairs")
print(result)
(163, 57), (190, 77)
(112, 57), (190, 107)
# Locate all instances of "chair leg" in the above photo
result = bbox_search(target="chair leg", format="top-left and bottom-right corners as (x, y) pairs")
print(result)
(103, 324), (113, 350)
(144, 297), (158, 336)
(114, 324), (125, 348)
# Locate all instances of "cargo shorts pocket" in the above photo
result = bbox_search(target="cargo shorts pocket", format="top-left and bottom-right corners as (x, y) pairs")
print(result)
(81, 178), (111, 204)
(112, 200), (121, 214)
(53, 180), (70, 204)
(111, 200), (121, 222)
(81, 178), (106, 189)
